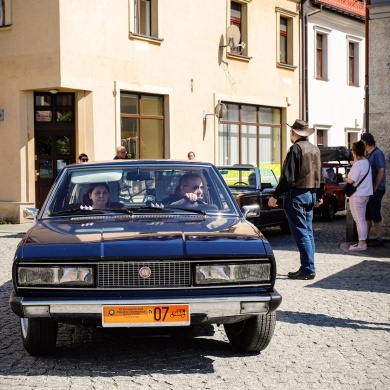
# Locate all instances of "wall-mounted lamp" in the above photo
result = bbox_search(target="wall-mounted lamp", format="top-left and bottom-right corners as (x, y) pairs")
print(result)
(49, 89), (59, 94)
(203, 102), (227, 122)
(286, 96), (291, 107)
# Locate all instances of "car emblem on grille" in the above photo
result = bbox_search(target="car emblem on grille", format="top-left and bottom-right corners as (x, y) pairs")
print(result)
(139, 266), (151, 279)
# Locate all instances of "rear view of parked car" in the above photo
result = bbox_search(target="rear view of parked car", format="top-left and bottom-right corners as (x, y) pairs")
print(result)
(9, 160), (282, 355)
(316, 147), (352, 221)
(218, 165), (290, 234)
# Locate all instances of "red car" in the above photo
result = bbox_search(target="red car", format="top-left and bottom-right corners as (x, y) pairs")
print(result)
(315, 147), (352, 221)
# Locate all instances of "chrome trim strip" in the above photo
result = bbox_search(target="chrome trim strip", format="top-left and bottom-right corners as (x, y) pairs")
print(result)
(20, 296), (271, 318)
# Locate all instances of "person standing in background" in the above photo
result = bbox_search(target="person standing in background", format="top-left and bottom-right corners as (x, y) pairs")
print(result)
(343, 141), (372, 251)
(361, 133), (386, 247)
(113, 146), (128, 160)
(78, 153), (88, 163)
(268, 120), (322, 280)
(187, 151), (195, 161)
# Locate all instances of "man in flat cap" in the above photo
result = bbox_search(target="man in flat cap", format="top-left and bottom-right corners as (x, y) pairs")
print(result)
(268, 120), (322, 280)
(361, 132), (386, 247)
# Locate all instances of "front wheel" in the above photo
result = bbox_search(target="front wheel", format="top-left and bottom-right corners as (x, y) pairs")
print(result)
(20, 317), (58, 356)
(224, 312), (276, 353)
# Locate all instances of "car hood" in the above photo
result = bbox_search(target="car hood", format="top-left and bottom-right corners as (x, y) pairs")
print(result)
(17, 216), (272, 259)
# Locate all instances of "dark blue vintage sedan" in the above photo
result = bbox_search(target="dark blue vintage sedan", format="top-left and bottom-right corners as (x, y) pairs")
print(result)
(9, 160), (282, 355)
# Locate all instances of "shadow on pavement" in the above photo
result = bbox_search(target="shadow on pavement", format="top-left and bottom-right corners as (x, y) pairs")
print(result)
(308, 259), (390, 294)
(277, 310), (390, 331)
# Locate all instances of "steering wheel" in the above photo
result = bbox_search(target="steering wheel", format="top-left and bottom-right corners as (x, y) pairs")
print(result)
(233, 181), (248, 186)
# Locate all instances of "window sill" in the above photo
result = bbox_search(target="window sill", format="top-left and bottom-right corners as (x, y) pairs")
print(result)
(315, 77), (329, 82)
(227, 53), (252, 62)
(277, 62), (298, 70)
(129, 32), (164, 45)
(0, 24), (12, 31)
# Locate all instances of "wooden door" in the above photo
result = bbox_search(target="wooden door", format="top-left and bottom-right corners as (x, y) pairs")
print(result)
(34, 92), (75, 209)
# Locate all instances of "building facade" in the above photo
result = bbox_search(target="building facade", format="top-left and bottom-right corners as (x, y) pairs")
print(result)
(0, 0), (302, 222)
(302, 0), (366, 148)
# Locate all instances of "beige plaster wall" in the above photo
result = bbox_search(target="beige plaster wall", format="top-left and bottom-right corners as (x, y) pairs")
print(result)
(56, 0), (300, 161)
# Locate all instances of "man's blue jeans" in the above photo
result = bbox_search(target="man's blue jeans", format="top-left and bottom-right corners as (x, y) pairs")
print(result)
(283, 189), (316, 275)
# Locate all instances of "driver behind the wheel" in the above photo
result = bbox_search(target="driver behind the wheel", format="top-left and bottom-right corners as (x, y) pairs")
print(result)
(170, 173), (205, 206)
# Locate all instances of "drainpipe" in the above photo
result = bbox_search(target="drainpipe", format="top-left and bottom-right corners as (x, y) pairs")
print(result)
(364, 1), (370, 133)
(302, 3), (322, 124)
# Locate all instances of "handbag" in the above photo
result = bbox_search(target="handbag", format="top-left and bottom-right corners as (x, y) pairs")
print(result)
(345, 183), (357, 197)
(345, 163), (370, 197)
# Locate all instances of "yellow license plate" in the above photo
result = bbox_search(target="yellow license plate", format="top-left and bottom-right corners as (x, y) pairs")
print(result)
(102, 304), (190, 327)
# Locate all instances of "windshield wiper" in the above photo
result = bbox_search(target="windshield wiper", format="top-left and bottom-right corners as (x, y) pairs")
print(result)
(50, 208), (132, 216)
(159, 206), (206, 215)
(49, 208), (105, 216)
(127, 204), (206, 215)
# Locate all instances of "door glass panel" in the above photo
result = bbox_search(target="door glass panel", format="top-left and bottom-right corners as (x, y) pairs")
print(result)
(57, 159), (68, 171)
(141, 95), (163, 115)
(37, 135), (52, 155)
(56, 136), (70, 155)
(121, 117), (139, 159)
(35, 95), (52, 106)
(225, 104), (239, 121)
(39, 160), (53, 178)
(36, 110), (52, 122)
(242, 125), (257, 165)
(259, 107), (280, 124)
(140, 119), (163, 159)
(56, 110), (73, 122)
(121, 94), (139, 114)
(242, 106), (257, 123)
(55, 94), (73, 106)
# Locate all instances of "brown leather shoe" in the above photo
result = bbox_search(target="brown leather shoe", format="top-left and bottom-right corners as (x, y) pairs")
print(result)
(287, 271), (315, 280)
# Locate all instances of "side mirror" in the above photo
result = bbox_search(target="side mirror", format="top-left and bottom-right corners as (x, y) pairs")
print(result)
(23, 208), (39, 222)
(242, 205), (260, 219)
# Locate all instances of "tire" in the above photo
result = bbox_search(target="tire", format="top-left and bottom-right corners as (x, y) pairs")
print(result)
(323, 200), (336, 221)
(20, 317), (58, 356)
(280, 219), (291, 235)
(224, 312), (276, 353)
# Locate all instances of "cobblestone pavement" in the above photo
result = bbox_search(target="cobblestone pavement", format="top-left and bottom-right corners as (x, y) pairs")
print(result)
(1, 214), (389, 390)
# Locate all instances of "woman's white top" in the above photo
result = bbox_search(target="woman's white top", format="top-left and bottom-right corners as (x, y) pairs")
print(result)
(348, 158), (373, 197)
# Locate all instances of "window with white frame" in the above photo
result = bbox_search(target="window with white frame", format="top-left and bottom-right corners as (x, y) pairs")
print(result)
(229, 0), (248, 57)
(315, 126), (331, 147)
(347, 36), (361, 86)
(314, 27), (330, 80)
(131, 0), (160, 39)
(0, 0), (11, 28)
(276, 8), (297, 68)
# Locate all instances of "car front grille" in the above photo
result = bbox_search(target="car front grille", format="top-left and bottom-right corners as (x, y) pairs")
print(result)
(97, 261), (191, 288)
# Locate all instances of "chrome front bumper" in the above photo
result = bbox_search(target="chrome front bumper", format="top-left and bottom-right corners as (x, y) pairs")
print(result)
(10, 291), (282, 325)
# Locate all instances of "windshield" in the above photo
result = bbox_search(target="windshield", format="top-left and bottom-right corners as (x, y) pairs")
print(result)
(42, 163), (238, 218)
(218, 167), (278, 189)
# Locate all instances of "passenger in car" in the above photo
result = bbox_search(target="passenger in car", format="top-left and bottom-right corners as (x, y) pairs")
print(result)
(248, 173), (256, 186)
(87, 183), (110, 209)
(325, 168), (335, 183)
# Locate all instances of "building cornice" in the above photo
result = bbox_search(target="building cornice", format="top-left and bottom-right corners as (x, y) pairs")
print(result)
(312, 0), (366, 20)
